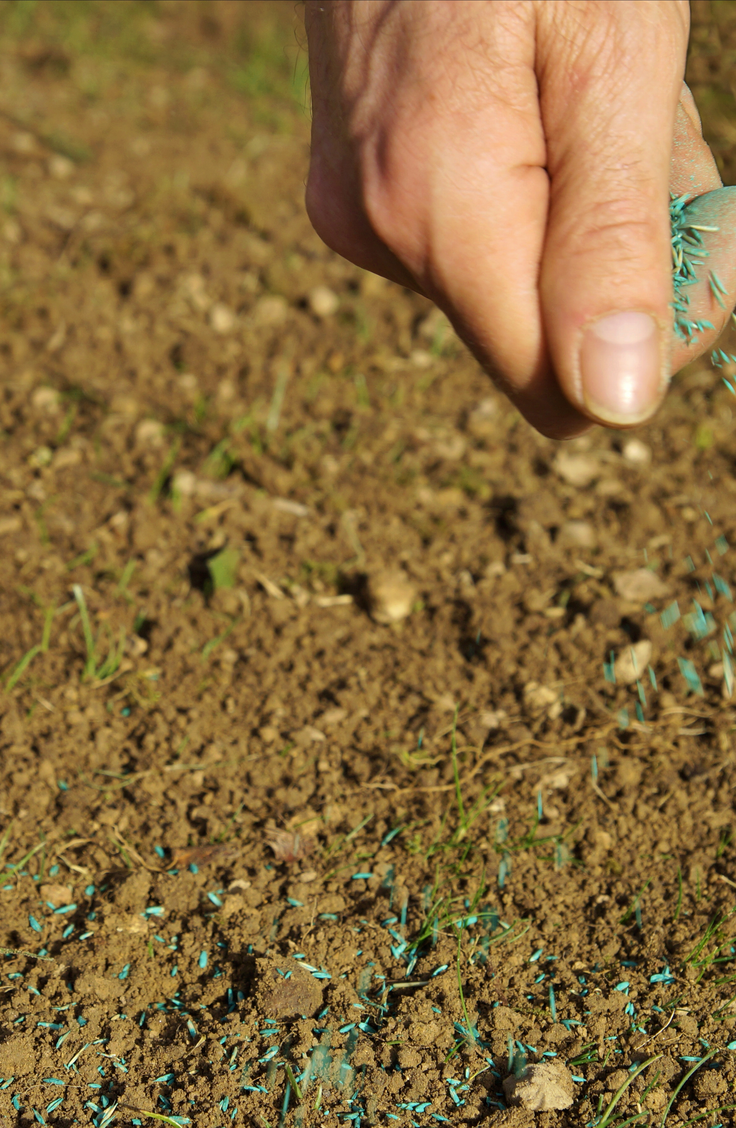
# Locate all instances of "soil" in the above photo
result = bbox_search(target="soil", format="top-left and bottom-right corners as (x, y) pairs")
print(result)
(3, 3), (736, 1126)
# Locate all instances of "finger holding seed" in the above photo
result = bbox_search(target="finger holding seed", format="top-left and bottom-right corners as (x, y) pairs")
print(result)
(305, 1), (733, 437)
(666, 90), (736, 373)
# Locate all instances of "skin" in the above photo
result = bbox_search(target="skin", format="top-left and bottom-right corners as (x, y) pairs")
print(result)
(304, 0), (736, 438)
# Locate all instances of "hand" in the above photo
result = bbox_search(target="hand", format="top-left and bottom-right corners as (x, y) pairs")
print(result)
(304, 1), (736, 438)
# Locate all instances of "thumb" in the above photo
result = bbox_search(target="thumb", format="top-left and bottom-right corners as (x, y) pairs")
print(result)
(537, 1), (689, 427)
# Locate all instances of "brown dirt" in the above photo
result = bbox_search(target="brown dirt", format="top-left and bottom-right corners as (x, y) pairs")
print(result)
(3, 3), (736, 1126)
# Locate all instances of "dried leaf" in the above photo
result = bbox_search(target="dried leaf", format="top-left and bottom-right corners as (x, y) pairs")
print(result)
(169, 844), (240, 870)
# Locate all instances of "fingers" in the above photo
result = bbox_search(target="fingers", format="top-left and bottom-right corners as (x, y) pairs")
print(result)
(538, 1), (690, 427)
(305, 1), (726, 438)
(667, 80), (736, 375)
(671, 187), (736, 374)
(671, 82), (722, 199)
(304, 1), (423, 293)
(307, 1), (581, 436)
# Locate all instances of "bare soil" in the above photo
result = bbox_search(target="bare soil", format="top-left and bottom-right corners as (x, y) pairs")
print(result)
(3, 3), (736, 1126)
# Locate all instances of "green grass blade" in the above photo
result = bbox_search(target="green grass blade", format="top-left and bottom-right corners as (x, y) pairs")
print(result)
(5, 644), (41, 691)
(597, 1054), (662, 1128)
(659, 1048), (717, 1126)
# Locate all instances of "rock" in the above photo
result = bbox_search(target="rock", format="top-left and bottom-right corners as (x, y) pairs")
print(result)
(613, 568), (669, 602)
(622, 437), (652, 465)
(308, 285), (339, 317)
(557, 519), (597, 549)
(503, 1060), (575, 1111)
(614, 640), (652, 685)
(209, 302), (236, 333)
(40, 883), (73, 906)
(553, 450), (601, 488)
(319, 706), (348, 726)
(172, 469), (197, 496)
(367, 569), (417, 624)
(293, 725), (326, 745)
(255, 960), (323, 1018)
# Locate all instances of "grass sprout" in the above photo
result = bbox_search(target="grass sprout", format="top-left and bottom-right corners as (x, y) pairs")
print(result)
(682, 910), (736, 984)
(659, 1048), (718, 1125)
(595, 1054), (662, 1128)
(72, 584), (126, 682)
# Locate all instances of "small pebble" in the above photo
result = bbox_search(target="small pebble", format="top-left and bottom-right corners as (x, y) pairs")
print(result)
(614, 639), (652, 685)
(367, 569), (417, 624)
(553, 450), (601, 488)
(622, 437), (652, 465)
(613, 568), (669, 602)
(308, 285), (339, 318)
(40, 883), (73, 906)
(557, 519), (597, 549)
(503, 1060), (575, 1111)
(209, 302), (236, 334)
(410, 348), (433, 368)
(172, 469), (197, 496)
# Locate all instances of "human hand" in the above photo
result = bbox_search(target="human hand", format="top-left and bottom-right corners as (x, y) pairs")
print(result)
(304, 1), (736, 438)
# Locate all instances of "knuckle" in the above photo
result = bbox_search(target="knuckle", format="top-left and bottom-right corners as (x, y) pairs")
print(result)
(554, 193), (664, 263)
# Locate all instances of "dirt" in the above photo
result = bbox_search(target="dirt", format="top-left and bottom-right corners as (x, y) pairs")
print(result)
(3, 2), (736, 1126)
